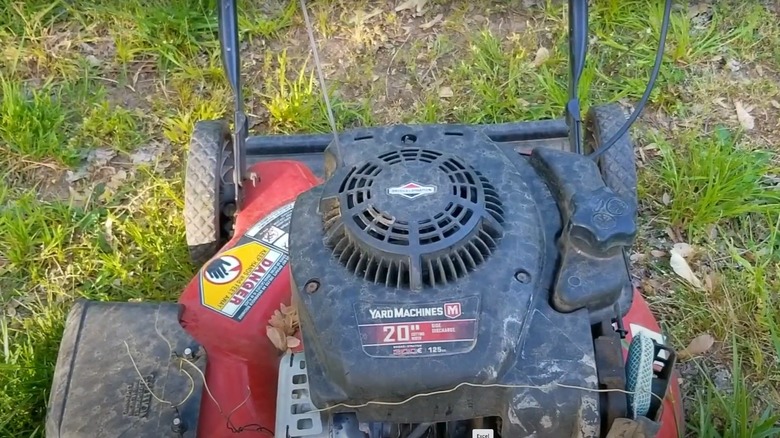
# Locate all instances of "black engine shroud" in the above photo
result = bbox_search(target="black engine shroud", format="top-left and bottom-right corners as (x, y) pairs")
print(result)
(288, 124), (637, 437)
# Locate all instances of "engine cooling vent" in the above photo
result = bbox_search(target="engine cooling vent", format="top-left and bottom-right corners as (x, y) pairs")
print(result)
(322, 148), (505, 290)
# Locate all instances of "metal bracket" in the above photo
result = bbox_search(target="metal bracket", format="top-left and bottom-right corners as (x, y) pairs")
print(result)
(218, 0), (248, 210)
(566, 0), (588, 155)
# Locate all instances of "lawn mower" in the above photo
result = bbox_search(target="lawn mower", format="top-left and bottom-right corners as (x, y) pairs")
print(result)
(46, 0), (684, 437)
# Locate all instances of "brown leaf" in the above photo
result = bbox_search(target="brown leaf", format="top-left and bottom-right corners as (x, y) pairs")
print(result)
(531, 47), (550, 68)
(677, 333), (715, 360)
(672, 242), (694, 258)
(269, 312), (286, 330)
(286, 336), (301, 349)
(438, 86), (453, 98)
(395, 0), (427, 14)
(735, 101), (755, 130)
(420, 13), (443, 30)
(650, 250), (666, 258)
(670, 249), (702, 288)
(704, 271), (720, 292)
(630, 252), (645, 262)
(266, 326), (288, 352)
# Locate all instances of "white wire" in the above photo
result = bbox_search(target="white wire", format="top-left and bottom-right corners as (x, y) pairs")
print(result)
(310, 380), (639, 413)
(299, 0), (340, 152)
(123, 340), (195, 408)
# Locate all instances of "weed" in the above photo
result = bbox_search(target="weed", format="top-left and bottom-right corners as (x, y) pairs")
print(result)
(689, 344), (780, 438)
(0, 174), (190, 434)
(77, 101), (146, 152)
(260, 50), (369, 133)
(648, 127), (780, 236)
(0, 77), (76, 165)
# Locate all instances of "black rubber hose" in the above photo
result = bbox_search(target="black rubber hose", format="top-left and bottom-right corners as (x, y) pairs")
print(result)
(589, 0), (673, 161)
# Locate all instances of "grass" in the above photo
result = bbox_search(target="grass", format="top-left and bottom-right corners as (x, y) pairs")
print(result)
(1, 0), (780, 436)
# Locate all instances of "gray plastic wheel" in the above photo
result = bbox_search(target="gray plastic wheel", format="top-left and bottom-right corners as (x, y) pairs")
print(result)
(585, 103), (638, 204)
(184, 120), (231, 267)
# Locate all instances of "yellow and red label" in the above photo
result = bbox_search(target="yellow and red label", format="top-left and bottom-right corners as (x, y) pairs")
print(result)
(200, 240), (288, 321)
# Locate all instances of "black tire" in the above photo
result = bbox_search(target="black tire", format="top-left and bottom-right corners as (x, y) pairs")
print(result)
(585, 104), (638, 204)
(184, 120), (231, 267)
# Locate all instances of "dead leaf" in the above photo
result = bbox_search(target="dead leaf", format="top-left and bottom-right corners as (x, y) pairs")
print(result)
(286, 336), (301, 349)
(771, 100), (780, 110)
(662, 192), (671, 205)
(90, 148), (117, 167)
(650, 250), (666, 258)
(670, 249), (702, 288)
(630, 252), (646, 262)
(531, 47), (550, 68)
(269, 311), (285, 330)
(672, 242), (694, 258)
(664, 226), (682, 242)
(677, 333), (715, 360)
(66, 169), (89, 183)
(420, 13), (443, 30)
(350, 7), (383, 24)
(438, 86), (453, 98)
(85, 54), (101, 67)
(734, 101), (754, 130)
(106, 169), (127, 192)
(130, 148), (157, 165)
(105, 216), (114, 243)
(756, 65), (764, 77)
(266, 326), (287, 352)
(712, 97), (728, 109)
(395, 0), (427, 14)
(703, 271), (719, 292)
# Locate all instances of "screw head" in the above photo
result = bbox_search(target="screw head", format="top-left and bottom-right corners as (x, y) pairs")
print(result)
(183, 347), (193, 358)
(173, 418), (181, 426)
(305, 280), (320, 294)
(514, 270), (531, 284)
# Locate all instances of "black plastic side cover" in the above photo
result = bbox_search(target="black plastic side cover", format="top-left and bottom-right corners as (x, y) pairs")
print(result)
(47, 300), (205, 438)
(530, 148), (637, 313)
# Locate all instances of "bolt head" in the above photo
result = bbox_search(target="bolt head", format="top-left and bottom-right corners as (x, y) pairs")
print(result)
(183, 347), (193, 357)
(514, 270), (531, 284)
(305, 280), (320, 294)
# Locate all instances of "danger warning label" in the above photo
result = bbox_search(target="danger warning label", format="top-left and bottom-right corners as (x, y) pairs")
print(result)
(200, 202), (296, 321)
(200, 241), (288, 321)
(354, 297), (480, 358)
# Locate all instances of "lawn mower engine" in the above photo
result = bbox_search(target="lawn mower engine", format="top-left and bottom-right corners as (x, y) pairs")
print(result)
(278, 124), (676, 438)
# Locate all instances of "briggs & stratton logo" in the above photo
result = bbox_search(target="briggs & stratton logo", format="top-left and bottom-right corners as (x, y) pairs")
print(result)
(388, 182), (437, 200)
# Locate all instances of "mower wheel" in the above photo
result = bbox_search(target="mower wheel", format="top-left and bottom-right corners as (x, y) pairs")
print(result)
(184, 120), (234, 267)
(585, 104), (638, 204)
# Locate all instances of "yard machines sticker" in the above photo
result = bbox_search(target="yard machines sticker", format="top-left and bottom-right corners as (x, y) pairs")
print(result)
(199, 202), (294, 321)
(354, 296), (480, 358)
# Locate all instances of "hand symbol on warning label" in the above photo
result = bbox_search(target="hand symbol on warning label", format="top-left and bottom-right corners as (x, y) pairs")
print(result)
(207, 258), (230, 279)
(204, 255), (242, 285)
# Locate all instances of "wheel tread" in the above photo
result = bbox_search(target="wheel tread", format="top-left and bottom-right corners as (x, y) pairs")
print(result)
(184, 120), (229, 267)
